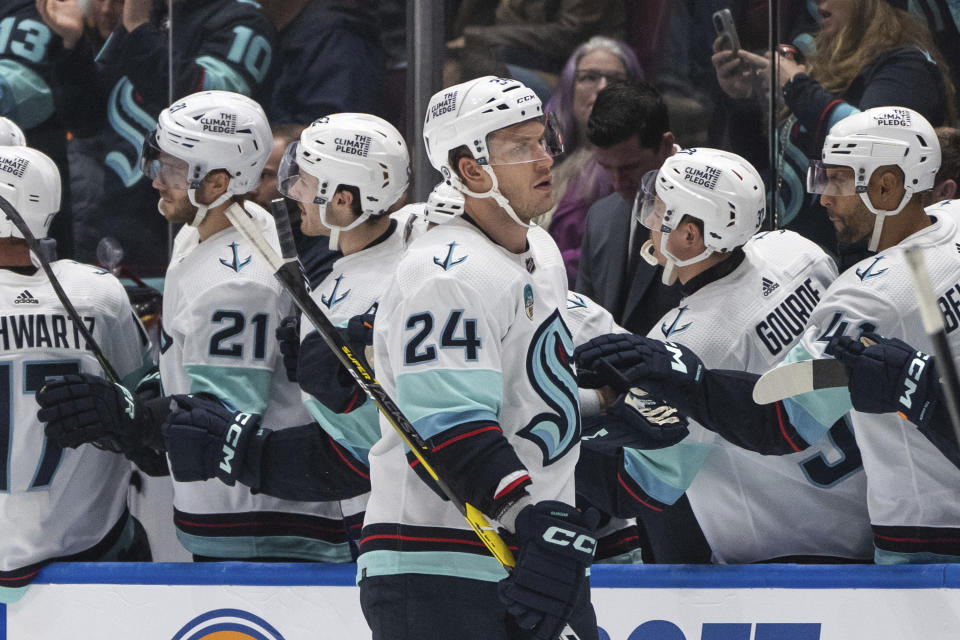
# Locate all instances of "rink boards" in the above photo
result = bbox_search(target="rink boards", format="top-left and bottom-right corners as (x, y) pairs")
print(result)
(4, 563), (960, 639)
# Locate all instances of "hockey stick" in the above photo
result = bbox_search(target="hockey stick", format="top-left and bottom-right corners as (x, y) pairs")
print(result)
(903, 246), (960, 443)
(0, 194), (121, 383)
(268, 197), (310, 300)
(752, 358), (849, 404)
(222, 203), (579, 640)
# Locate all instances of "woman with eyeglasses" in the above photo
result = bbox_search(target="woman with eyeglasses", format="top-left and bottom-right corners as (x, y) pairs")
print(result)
(538, 37), (643, 284)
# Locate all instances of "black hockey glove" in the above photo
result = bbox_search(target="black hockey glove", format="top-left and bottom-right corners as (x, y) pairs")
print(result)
(161, 394), (269, 487)
(276, 315), (301, 383)
(582, 387), (690, 453)
(498, 501), (599, 640)
(574, 333), (705, 396)
(38, 373), (157, 453)
(826, 332), (939, 426)
(297, 320), (370, 414)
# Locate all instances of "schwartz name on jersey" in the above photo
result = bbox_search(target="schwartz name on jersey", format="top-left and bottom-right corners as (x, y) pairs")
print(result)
(0, 260), (152, 601)
(160, 200), (351, 562)
(361, 218), (580, 582)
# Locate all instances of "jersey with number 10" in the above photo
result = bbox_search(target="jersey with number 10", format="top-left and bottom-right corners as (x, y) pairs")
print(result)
(160, 201), (350, 562)
(0, 260), (151, 594)
(361, 218), (580, 582)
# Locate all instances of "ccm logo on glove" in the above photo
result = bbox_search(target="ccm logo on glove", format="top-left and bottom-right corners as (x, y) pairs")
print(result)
(900, 352), (931, 410)
(221, 413), (254, 474)
(542, 526), (597, 554)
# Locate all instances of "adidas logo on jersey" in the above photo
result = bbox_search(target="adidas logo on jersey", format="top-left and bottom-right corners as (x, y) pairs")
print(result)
(761, 277), (780, 297)
(14, 290), (38, 305)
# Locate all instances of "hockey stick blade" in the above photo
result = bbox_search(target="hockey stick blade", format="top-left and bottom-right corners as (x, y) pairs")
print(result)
(0, 194), (121, 383)
(752, 358), (849, 404)
(222, 205), (560, 593)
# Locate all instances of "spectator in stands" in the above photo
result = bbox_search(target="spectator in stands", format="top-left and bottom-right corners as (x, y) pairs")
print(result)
(37, 0), (276, 276)
(260, 1), (383, 124)
(713, 0), (955, 257)
(85, 0), (124, 51)
(448, 0), (628, 99)
(540, 37), (642, 283)
(1, 1), (83, 258)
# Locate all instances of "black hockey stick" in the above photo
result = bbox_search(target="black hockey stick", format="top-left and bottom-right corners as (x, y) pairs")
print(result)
(222, 203), (580, 640)
(0, 195), (121, 383)
(904, 246), (960, 443)
(268, 197), (310, 300)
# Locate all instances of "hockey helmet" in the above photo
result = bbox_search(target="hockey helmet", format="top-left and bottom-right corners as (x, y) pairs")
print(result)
(0, 146), (61, 239)
(141, 90), (272, 226)
(277, 113), (409, 249)
(421, 76), (563, 226)
(423, 181), (465, 226)
(0, 117), (26, 147)
(807, 106), (940, 250)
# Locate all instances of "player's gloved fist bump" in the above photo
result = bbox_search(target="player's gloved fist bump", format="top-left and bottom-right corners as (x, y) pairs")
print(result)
(826, 332), (939, 423)
(498, 501), (599, 640)
(297, 330), (366, 414)
(37, 373), (148, 452)
(276, 315), (301, 383)
(161, 393), (267, 486)
(574, 333), (705, 394)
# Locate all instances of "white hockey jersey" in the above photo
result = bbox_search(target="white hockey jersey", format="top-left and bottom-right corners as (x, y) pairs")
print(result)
(160, 201), (350, 562)
(361, 218), (579, 582)
(631, 230), (873, 563)
(783, 202), (960, 563)
(301, 206), (426, 528)
(0, 259), (152, 600)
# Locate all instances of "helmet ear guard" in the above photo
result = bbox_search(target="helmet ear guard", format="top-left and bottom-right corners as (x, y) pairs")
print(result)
(813, 106), (941, 251)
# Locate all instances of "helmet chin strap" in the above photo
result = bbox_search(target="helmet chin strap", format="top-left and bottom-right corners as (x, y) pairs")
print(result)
(188, 187), (232, 227)
(859, 189), (913, 252)
(450, 167), (530, 228)
(658, 231), (712, 285)
(319, 200), (372, 251)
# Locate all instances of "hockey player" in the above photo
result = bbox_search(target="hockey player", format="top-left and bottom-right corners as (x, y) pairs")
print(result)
(0, 146), (153, 602)
(355, 76), (598, 640)
(577, 148), (873, 564)
(38, 91), (356, 563)
(578, 107), (960, 564)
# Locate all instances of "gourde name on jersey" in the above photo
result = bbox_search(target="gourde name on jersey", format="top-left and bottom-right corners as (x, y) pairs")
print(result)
(638, 230), (873, 563)
(361, 219), (579, 581)
(160, 201), (350, 562)
(788, 204), (960, 560)
(0, 261), (151, 590)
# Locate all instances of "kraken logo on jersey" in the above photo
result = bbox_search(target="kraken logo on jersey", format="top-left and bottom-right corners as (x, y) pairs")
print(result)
(321, 274), (351, 309)
(433, 241), (467, 271)
(660, 306), (691, 338)
(170, 608), (286, 640)
(566, 293), (588, 310)
(219, 242), (252, 272)
(518, 309), (581, 465)
(855, 256), (888, 281)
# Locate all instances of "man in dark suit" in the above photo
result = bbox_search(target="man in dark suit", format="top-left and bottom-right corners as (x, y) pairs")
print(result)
(575, 80), (711, 564)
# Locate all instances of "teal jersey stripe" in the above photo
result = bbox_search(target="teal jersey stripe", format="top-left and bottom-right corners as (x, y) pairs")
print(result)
(195, 56), (251, 94)
(357, 549), (508, 584)
(176, 530), (353, 563)
(874, 547), (960, 565)
(623, 440), (711, 505)
(184, 364), (271, 413)
(780, 344), (853, 444)
(304, 396), (379, 464)
(396, 368), (502, 439)
(0, 60), (53, 128)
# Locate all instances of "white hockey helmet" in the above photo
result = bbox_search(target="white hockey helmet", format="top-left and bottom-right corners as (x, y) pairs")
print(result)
(423, 181), (464, 225)
(277, 113), (409, 250)
(807, 106), (940, 250)
(0, 117), (26, 147)
(635, 148), (765, 284)
(141, 90), (272, 226)
(0, 146), (61, 239)
(422, 76), (563, 227)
